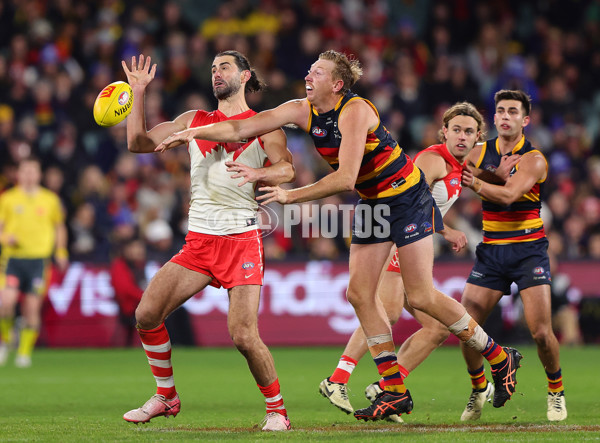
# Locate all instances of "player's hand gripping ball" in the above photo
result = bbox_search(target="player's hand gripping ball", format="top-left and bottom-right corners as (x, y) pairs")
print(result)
(93, 81), (134, 127)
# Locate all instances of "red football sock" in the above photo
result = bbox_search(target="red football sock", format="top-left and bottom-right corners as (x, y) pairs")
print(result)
(139, 323), (177, 399)
(330, 355), (358, 384)
(258, 378), (287, 417)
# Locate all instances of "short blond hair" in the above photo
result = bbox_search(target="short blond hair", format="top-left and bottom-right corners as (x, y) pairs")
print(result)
(438, 102), (486, 143)
(318, 50), (362, 94)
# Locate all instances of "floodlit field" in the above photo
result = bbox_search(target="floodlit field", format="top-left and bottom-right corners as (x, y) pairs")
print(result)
(1, 345), (599, 441)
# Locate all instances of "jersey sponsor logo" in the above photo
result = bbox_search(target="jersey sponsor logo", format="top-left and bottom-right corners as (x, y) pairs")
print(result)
(450, 178), (460, 186)
(242, 262), (255, 270)
(469, 270), (484, 279)
(404, 223), (417, 233)
(312, 127), (327, 137)
(485, 164), (497, 173)
(421, 221), (433, 233)
(391, 178), (406, 189)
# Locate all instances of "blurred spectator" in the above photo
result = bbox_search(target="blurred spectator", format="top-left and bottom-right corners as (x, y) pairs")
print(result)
(110, 237), (147, 347)
(549, 253), (583, 346)
(144, 218), (179, 263)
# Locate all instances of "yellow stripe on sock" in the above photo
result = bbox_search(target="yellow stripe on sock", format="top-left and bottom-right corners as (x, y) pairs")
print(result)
(488, 353), (505, 366)
(381, 366), (400, 378)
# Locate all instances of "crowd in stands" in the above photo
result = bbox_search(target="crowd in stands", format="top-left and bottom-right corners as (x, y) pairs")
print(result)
(1, 0), (600, 264)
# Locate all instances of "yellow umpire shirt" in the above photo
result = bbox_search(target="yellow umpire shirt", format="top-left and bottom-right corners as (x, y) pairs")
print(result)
(0, 186), (64, 259)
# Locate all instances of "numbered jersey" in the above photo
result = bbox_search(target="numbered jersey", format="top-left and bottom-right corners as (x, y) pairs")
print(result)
(187, 109), (267, 235)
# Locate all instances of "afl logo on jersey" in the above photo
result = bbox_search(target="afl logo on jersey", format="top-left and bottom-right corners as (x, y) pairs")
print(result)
(404, 223), (417, 233)
(533, 266), (545, 275)
(450, 178), (460, 186)
(242, 262), (255, 270)
(312, 127), (327, 137)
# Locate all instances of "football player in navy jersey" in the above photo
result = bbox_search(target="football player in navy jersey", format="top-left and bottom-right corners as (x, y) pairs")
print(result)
(461, 89), (566, 422)
(318, 102), (495, 421)
(159, 51), (522, 421)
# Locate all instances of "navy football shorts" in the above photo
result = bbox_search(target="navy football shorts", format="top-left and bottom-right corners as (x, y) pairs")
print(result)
(5, 257), (48, 296)
(351, 179), (444, 248)
(466, 238), (551, 294)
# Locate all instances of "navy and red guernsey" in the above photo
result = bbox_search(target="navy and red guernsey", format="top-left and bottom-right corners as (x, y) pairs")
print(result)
(306, 91), (422, 200)
(475, 135), (547, 244)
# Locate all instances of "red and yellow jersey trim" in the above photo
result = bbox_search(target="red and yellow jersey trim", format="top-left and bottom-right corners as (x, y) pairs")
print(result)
(357, 163), (421, 199)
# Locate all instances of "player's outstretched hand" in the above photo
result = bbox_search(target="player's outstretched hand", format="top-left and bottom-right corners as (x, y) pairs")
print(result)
(156, 130), (195, 152)
(226, 161), (261, 187)
(122, 54), (156, 88)
(256, 186), (289, 205)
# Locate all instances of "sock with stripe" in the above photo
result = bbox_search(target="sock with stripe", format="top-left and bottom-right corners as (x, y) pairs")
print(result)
(330, 355), (358, 384)
(138, 323), (177, 400)
(367, 333), (406, 393)
(258, 378), (287, 417)
(377, 363), (410, 389)
(448, 313), (508, 368)
(16, 327), (39, 357)
(398, 364), (410, 380)
(376, 364), (409, 390)
(468, 365), (488, 390)
(546, 368), (564, 394)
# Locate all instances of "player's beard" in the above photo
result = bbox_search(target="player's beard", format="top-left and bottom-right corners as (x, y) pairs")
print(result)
(213, 78), (242, 100)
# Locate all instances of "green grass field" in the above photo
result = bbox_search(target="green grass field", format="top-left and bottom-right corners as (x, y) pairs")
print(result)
(1, 345), (599, 442)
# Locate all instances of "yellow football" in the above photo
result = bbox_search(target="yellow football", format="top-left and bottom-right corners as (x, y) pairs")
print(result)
(93, 81), (134, 127)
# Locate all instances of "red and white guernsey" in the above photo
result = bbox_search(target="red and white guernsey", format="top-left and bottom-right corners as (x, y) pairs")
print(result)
(414, 143), (464, 217)
(187, 109), (267, 235)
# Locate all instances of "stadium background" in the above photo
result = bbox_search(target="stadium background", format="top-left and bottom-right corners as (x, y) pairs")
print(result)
(1, 0), (599, 347)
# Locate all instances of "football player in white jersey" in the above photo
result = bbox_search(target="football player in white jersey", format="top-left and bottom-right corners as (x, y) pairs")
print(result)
(120, 51), (294, 431)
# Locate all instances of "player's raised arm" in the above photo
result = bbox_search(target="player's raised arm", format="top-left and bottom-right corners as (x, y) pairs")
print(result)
(122, 54), (195, 153)
(156, 99), (309, 152)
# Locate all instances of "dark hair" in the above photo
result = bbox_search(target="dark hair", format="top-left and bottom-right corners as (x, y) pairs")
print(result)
(215, 50), (266, 93)
(494, 89), (532, 116)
